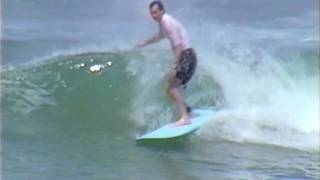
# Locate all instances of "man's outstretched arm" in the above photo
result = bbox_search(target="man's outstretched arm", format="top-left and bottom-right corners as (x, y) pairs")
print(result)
(135, 32), (164, 48)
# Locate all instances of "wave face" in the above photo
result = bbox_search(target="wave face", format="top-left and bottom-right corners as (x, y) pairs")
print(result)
(2, 46), (319, 152)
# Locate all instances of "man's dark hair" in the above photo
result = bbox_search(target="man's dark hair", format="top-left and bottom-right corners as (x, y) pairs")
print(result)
(149, 1), (165, 11)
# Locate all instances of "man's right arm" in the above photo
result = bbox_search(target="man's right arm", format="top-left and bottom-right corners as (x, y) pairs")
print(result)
(136, 32), (164, 48)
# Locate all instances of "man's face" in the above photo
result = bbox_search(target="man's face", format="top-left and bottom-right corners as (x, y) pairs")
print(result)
(149, 5), (164, 22)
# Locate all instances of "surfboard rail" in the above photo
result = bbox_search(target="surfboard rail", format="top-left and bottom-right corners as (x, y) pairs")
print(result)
(136, 109), (215, 141)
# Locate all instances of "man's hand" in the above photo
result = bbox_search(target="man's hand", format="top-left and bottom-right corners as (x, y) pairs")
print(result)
(134, 33), (163, 49)
(173, 44), (183, 64)
(167, 65), (177, 84)
(135, 42), (145, 49)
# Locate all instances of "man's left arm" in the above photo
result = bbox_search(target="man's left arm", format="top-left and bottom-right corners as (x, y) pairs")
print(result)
(173, 44), (183, 65)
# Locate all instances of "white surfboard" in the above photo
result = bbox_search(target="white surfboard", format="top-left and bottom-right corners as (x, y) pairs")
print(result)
(136, 109), (215, 141)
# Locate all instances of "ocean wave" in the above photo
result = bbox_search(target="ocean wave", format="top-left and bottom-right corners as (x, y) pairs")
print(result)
(1, 48), (319, 152)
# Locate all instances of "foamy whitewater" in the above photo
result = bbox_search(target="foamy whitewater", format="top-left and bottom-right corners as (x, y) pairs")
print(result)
(127, 20), (319, 151)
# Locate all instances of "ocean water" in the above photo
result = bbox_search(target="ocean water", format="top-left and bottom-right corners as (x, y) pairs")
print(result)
(1, 0), (319, 179)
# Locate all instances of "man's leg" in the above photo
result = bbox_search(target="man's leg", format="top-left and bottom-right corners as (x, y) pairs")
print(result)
(167, 87), (191, 126)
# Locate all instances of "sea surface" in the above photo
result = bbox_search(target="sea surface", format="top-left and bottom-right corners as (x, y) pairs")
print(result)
(1, 0), (319, 179)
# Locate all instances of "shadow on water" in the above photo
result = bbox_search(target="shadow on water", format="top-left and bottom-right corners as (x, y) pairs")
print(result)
(135, 136), (193, 153)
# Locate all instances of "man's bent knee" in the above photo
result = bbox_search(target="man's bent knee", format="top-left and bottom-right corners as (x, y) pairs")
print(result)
(166, 86), (177, 97)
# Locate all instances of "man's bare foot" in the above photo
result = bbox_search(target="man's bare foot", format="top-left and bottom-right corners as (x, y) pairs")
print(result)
(171, 117), (192, 127)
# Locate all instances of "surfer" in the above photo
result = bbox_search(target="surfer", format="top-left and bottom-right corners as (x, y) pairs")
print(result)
(135, 1), (197, 126)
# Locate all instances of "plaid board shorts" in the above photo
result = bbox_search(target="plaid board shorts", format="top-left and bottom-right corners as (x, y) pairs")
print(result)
(169, 48), (197, 88)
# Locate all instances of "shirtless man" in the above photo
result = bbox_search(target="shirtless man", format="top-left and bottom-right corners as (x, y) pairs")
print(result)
(136, 1), (197, 126)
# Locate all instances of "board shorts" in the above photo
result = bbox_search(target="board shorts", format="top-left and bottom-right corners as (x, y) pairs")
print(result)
(169, 48), (197, 89)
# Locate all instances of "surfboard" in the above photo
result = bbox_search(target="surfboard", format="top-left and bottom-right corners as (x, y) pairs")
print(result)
(136, 109), (215, 141)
